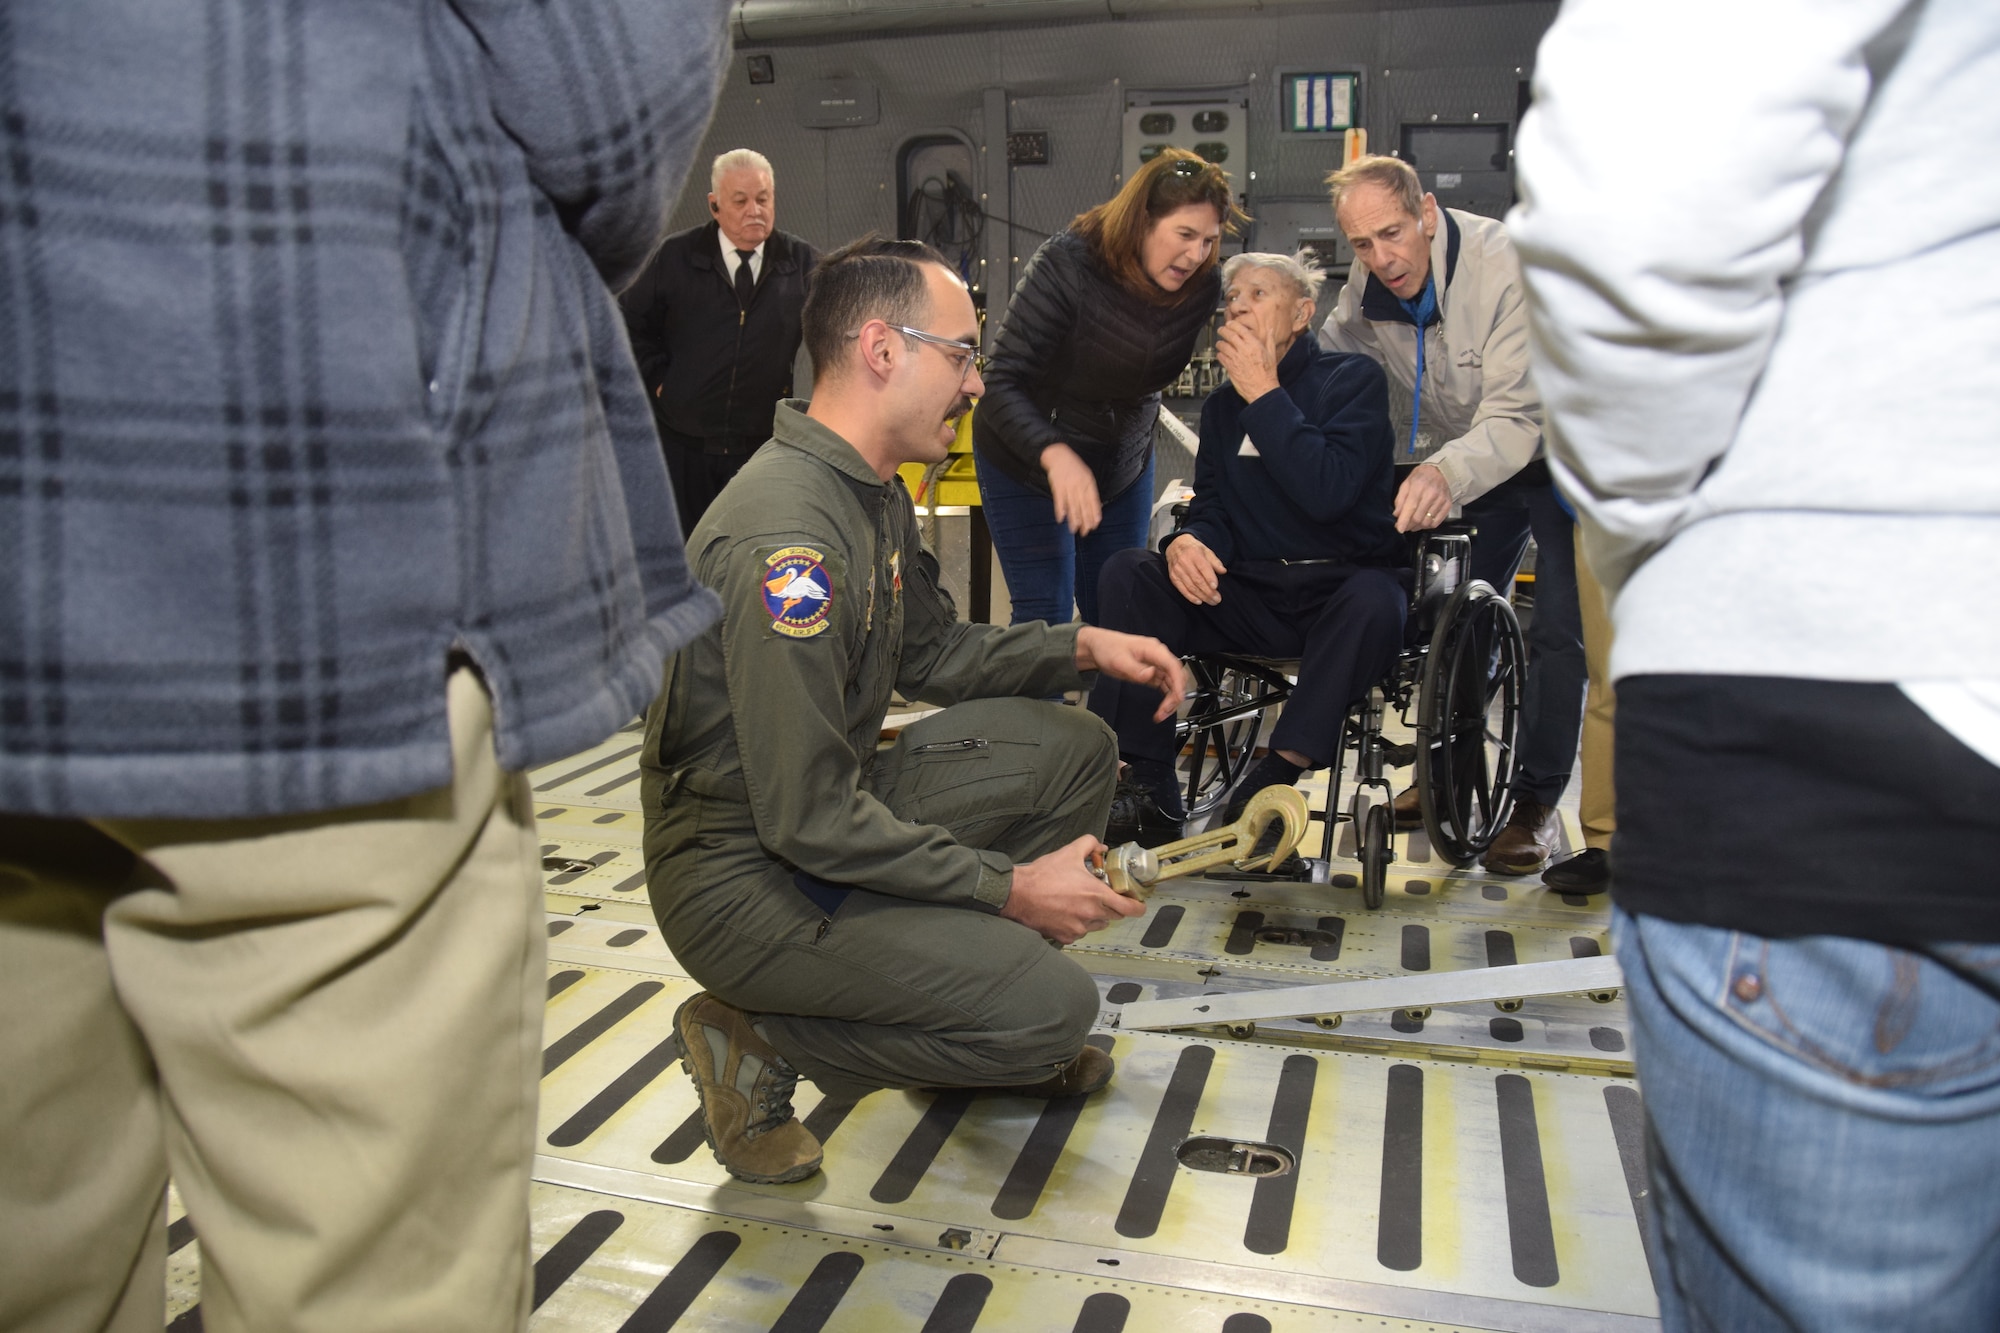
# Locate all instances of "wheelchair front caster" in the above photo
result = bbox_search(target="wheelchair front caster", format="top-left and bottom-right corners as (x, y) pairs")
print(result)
(1359, 802), (1392, 910)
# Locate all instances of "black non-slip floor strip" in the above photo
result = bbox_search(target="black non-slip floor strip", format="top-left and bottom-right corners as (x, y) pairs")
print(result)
(533, 1209), (625, 1309)
(1377, 1063), (1424, 1271)
(1244, 1053), (1318, 1255)
(548, 968), (585, 996)
(1139, 904), (1185, 949)
(1225, 910), (1264, 956)
(166, 1306), (203, 1332)
(1222, 1314), (1274, 1333)
(801, 1095), (859, 1145)
(586, 767), (645, 797)
(652, 1108), (709, 1165)
(871, 1090), (976, 1204)
(1571, 936), (1603, 958)
(549, 1036), (682, 1147)
(1495, 1073), (1560, 1288)
(1603, 1083), (1656, 1272)
(989, 1034), (1116, 1221)
(167, 1214), (197, 1255)
(1069, 1291), (1131, 1333)
(918, 1273), (993, 1333)
(543, 981), (665, 1076)
(1116, 1044), (1216, 1239)
(1485, 929), (1519, 968)
(991, 1090), (1088, 1221)
(768, 1251), (866, 1333)
(535, 745), (643, 792)
(1310, 915), (1344, 962)
(1401, 924), (1432, 971)
(616, 1230), (741, 1332)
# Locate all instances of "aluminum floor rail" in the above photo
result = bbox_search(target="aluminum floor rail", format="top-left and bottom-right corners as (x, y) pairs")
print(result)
(1114, 956), (1626, 1031)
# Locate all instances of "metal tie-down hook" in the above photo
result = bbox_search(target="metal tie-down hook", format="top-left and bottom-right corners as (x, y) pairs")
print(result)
(1091, 785), (1311, 900)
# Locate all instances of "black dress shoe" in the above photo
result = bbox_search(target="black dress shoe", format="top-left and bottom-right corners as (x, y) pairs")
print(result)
(1107, 777), (1183, 848)
(1541, 847), (1610, 894)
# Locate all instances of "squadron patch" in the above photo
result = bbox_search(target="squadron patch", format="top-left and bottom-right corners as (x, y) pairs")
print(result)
(761, 546), (834, 638)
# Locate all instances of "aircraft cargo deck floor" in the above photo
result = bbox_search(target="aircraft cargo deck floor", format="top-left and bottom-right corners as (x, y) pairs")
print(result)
(164, 724), (1658, 1332)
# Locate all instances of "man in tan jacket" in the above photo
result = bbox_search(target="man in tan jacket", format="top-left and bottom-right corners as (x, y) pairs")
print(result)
(1318, 155), (1593, 883)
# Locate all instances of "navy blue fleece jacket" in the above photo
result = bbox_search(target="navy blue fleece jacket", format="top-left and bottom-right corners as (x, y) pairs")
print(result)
(1174, 335), (1402, 567)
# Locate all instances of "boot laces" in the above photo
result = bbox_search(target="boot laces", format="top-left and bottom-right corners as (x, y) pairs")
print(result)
(747, 1060), (800, 1140)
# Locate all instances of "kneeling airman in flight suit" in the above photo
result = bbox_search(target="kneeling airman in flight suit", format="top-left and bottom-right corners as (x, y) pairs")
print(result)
(640, 237), (1187, 1184)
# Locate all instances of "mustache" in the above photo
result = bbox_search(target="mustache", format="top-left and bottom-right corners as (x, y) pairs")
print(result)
(946, 396), (974, 421)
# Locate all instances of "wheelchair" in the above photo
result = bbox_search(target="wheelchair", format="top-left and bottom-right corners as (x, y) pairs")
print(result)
(1172, 523), (1525, 910)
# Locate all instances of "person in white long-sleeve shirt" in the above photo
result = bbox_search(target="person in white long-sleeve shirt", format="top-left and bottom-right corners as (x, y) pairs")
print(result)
(1511, 0), (2000, 1326)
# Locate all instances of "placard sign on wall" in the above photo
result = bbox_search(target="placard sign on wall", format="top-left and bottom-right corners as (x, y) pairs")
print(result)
(1121, 89), (1249, 184)
(1279, 72), (1360, 134)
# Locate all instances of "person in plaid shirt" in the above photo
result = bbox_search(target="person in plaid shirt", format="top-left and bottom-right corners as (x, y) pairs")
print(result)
(0, 2), (730, 1329)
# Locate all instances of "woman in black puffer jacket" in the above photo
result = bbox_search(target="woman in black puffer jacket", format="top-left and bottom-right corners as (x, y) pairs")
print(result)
(973, 149), (1243, 625)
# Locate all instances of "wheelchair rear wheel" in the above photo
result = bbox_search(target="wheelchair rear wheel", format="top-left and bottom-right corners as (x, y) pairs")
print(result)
(1414, 580), (1523, 867)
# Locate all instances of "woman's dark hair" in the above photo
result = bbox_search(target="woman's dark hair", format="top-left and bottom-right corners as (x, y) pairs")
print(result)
(802, 234), (952, 380)
(1071, 149), (1248, 304)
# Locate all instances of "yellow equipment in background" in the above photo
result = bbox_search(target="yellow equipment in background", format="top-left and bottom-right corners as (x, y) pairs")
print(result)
(896, 405), (981, 508)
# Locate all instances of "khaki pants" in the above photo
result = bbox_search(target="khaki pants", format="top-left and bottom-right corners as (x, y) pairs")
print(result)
(651, 697), (1117, 1100)
(0, 669), (545, 1333)
(1576, 526), (1617, 850)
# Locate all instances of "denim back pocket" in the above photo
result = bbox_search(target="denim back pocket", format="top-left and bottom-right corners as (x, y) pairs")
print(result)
(1723, 933), (2000, 1095)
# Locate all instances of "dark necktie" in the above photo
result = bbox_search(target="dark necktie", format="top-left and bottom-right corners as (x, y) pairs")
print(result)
(734, 249), (756, 308)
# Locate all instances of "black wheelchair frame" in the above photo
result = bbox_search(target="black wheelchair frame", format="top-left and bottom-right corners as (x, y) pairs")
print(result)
(1173, 525), (1525, 909)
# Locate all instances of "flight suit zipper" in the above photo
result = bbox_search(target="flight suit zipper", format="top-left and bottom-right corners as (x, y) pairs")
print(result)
(911, 738), (989, 755)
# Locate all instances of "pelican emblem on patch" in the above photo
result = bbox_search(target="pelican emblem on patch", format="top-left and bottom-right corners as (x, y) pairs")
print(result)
(761, 546), (834, 638)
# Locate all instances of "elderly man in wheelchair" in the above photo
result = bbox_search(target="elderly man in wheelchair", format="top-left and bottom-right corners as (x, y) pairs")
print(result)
(1091, 250), (1409, 853)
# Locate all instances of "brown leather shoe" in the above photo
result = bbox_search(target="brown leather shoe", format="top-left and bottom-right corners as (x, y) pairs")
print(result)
(675, 993), (823, 1184)
(1391, 784), (1423, 829)
(1480, 799), (1562, 876)
(973, 1045), (1115, 1098)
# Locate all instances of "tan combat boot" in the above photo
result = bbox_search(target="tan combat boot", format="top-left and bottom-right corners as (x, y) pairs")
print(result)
(674, 992), (823, 1184)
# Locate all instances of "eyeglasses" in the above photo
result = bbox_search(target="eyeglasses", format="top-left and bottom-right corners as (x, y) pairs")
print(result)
(894, 325), (989, 378)
(1168, 158), (1215, 179)
(847, 324), (989, 380)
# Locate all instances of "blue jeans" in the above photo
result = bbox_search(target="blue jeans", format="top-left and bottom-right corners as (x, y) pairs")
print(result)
(977, 455), (1154, 626)
(1616, 908), (2000, 1331)
(1463, 473), (1585, 805)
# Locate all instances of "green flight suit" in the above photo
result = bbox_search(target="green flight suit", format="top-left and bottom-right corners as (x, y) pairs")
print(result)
(641, 403), (1120, 1099)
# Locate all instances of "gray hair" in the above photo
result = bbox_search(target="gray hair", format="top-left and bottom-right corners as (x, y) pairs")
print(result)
(1324, 154), (1424, 224)
(710, 148), (774, 192)
(1221, 250), (1326, 304)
